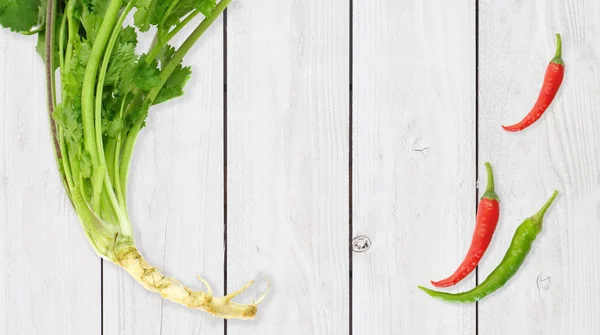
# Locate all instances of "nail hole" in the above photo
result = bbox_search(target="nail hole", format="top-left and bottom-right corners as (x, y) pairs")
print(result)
(352, 236), (371, 252)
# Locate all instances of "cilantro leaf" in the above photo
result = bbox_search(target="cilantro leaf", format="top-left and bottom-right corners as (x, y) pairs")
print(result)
(76, 41), (92, 66)
(53, 101), (83, 142)
(133, 0), (153, 32)
(134, 55), (161, 91)
(106, 42), (137, 86)
(81, 10), (102, 40)
(126, 103), (150, 131)
(79, 151), (93, 179)
(91, 0), (110, 15)
(153, 64), (191, 105)
(118, 26), (138, 46)
(161, 0), (194, 29)
(195, 0), (216, 17)
(0, 0), (41, 32)
(53, 104), (77, 135)
(103, 118), (124, 138)
(133, 9), (150, 31)
(157, 44), (175, 68)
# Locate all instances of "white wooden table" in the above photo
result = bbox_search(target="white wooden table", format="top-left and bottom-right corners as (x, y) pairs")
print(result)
(1, 0), (599, 334)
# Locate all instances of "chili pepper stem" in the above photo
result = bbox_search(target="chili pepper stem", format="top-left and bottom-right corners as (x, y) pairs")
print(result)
(551, 33), (564, 65)
(481, 162), (499, 200)
(532, 190), (559, 225)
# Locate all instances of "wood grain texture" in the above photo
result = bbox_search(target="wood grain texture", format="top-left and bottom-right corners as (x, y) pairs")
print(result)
(102, 17), (225, 335)
(352, 0), (477, 334)
(0, 33), (101, 334)
(226, 0), (350, 333)
(479, 0), (600, 334)
(3, 1), (600, 334)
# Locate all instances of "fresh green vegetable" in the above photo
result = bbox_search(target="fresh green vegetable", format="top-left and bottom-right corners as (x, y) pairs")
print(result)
(1, 0), (267, 319)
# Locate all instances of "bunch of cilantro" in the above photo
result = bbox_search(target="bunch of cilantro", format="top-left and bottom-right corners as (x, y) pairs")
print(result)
(0, 0), (266, 319)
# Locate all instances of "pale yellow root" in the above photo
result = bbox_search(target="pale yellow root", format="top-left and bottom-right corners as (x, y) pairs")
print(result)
(115, 246), (264, 319)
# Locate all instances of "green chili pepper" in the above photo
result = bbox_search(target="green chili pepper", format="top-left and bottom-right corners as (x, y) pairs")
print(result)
(418, 190), (559, 303)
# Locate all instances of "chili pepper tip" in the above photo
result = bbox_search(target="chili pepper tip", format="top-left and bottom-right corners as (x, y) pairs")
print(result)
(501, 124), (521, 132)
(532, 190), (559, 222)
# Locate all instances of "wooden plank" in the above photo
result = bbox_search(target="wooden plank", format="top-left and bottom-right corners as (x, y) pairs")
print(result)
(102, 17), (225, 334)
(352, 0), (477, 333)
(478, 0), (600, 333)
(226, 0), (350, 333)
(0, 33), (101, 334)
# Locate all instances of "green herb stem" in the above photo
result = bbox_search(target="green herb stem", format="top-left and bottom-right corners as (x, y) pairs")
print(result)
(165, 10), (201, 45)
(57, 1), (80, 196)
(114, 97), (128, 214)
(58, 13), (66, 76)
(20, 25), (45, 35)
(119, 1), (231, 190)
(65, 2), (77, 71)
(81, 0), (123, 168)
(56, 13), (75, 193)
(85, 0), (134, 234)
(92, 164), (106, 212)
(159, 0), (182, 42)
(119, 119), (143, 200)
(148, 0), (232, 103)
(125, 10), (201, 120)
(94, 2), (134, 167)
(44, 0), (71, 198)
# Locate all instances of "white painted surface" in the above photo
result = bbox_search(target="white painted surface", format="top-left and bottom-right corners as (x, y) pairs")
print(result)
(0, 34), (101, 334)
(352, 0), (476, 334)
(0, 1), (599, 334)
(478, 0), (600, 334)
(226, 0), (349, 333)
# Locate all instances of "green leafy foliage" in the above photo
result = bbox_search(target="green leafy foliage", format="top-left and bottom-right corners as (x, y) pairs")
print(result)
(79, 150), (93, 179)
(106, 42), (137, 86)
(90, 0), (110, 15)
(126, 102), (150, 129)
(0, 0), (237, 302)
(134, 55), (161, 91)
(52, 103), (83, 141)
(81, 9), (102, 40)
(161, 1), (193, 29)
(154, 64), (191, 105)
(36, 0), (45, 23)
(196, 0), (216, 17)
(118, 26), (138, 46)
(0, 0), (264, 320)
(75, 40), (92, 66)
(35, 30), (46, 59)
(0, 0), (229, 190)
(161, 0), (216, 31)
(62, 39), (92, 110)
(157, 44), (175, 68)
(0, 0), (42, 32)
(133, 0), (153, 31)
(103, 118), (124, 137)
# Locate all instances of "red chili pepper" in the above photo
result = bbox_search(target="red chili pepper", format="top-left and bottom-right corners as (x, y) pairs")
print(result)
(502, 34), (565, 132)
(431, 162), (500, 288)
